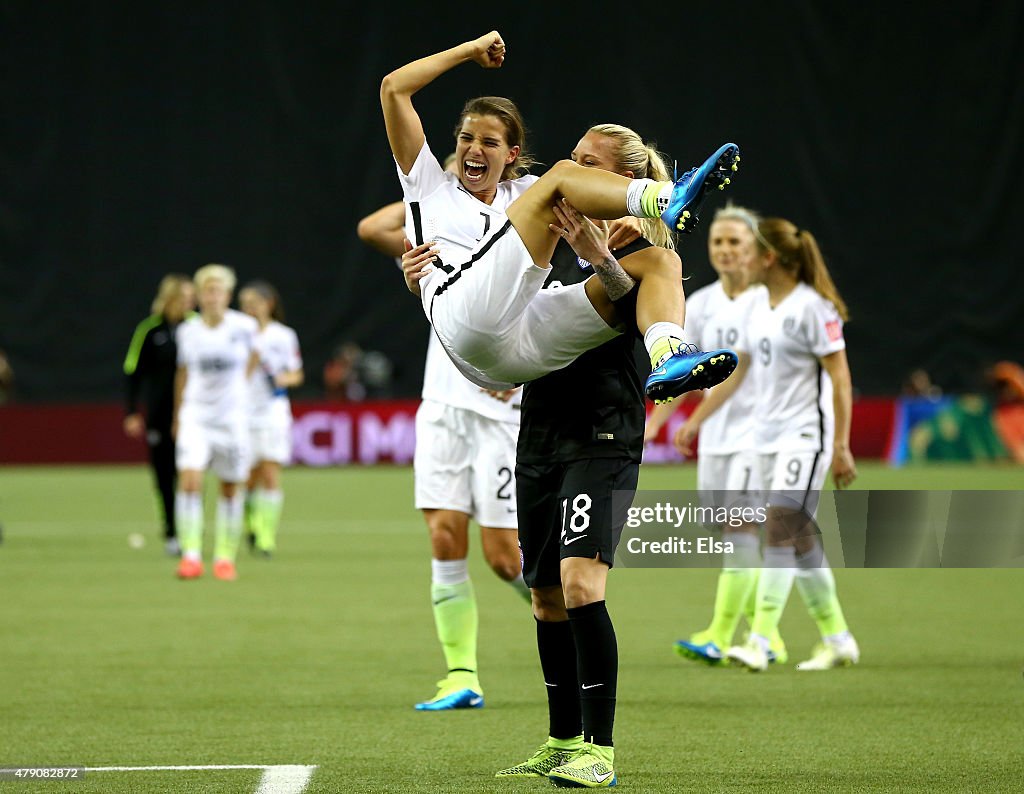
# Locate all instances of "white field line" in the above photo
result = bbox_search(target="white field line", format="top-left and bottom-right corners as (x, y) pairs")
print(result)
(84, 764), (318, 793)
(254, 765), (317, 794)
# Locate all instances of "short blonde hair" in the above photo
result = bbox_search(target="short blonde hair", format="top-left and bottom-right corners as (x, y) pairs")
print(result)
(151, 273), (191, 315)
(193, 263), (236, 293)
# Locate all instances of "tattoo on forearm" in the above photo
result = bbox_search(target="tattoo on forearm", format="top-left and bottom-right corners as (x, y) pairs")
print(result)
(592, 256), (636, 301)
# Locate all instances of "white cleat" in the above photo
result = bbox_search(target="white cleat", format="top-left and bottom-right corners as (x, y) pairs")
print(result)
(726, 639), (769, 672)
(796, 636), (861, 671)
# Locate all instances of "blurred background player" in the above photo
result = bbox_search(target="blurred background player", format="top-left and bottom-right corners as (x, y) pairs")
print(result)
(173, 264), (259, 581)
(723, 218), (860, 671)
(123, 274), (196, 555)
(358, 181), (530, 712)
(239, 280), (303, 557)
(645, 204), (788, 665)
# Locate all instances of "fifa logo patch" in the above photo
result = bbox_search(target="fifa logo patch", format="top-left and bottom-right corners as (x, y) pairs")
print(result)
(577, 257), (593, 271)
(826, 320), (843, 341)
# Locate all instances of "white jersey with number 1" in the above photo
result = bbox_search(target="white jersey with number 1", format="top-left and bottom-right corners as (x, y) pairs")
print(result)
(682, 281), (763, 454)
(748, 282), (846, 453)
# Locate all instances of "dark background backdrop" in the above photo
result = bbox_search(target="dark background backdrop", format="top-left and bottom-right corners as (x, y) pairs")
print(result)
(2, 2), (1022, 402)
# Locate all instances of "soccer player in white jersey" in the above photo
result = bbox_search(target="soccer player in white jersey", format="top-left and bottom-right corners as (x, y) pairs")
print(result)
(382, 30), (740, 405)
(645, 204), (788, 665)
(173, 264), (259, 581)
(723, 218), (860, 672)
(359, 189), (530, 712)
(238, 281), (303, 557)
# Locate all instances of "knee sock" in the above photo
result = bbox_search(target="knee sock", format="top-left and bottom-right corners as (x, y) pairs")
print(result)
(430, 559), (478, 682)
(175, 491), (203, 560)
(750, 546), (797, 647)
(795, 538), (850, 641)
(213, 492), (245, 562)
(567, 600), (617, 747)
(536, 618), (583, 741)
(706, 532), (760, 647)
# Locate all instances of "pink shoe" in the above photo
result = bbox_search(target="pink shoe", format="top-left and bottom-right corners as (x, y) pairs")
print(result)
(176, 557), (203, 579)
(213, 559), (237, 581)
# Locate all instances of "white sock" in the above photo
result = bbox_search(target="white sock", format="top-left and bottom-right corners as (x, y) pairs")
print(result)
(625, 178), (658, 217)
(432, 558), (469, 586)
(644, 322), (687, 364)
(722, 531), (761, 569)
(507, 572), (531, 602)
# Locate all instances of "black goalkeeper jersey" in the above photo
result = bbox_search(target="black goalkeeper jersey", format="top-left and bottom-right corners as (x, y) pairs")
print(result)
(123, 314), (181, 430)
(517, 237), (651, 464)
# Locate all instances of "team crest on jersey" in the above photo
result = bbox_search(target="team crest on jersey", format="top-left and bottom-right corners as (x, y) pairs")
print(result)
(782, 316), (806, 342)
(577, 257), (593, 271)
(826, 320), (843, 341)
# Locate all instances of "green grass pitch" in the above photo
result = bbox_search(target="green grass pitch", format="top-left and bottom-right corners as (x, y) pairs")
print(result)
(1, 463), (1022, 792)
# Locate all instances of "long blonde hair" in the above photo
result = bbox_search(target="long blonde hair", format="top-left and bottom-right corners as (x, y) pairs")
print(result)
(150, 273), (191, 315)
(756, 218), (849, 320)
(587, 123), (675, 250)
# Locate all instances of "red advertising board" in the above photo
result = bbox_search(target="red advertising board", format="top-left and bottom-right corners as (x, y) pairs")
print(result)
(0, 397), (895, 465)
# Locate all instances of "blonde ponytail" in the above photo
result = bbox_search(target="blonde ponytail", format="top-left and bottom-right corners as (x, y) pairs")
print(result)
(587, 124), (675, 250)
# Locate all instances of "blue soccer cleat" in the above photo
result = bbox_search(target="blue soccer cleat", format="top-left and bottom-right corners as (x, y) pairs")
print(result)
(674, 637), (727, 665)
(414, 676), (484, 711)
(661, 143), (740, 234)
(645, 344), (738, 403)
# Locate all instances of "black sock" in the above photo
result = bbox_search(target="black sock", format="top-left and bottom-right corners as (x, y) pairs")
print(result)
(567, 600), (617, 747)
(536, 618), (582, 740)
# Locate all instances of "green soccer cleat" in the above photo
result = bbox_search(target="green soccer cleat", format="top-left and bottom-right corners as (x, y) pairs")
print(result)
(548, 743), (616, 788)
(495, 738), (583, 778)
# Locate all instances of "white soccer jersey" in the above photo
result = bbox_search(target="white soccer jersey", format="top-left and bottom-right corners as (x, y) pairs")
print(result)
(397, 140), (537, 309)
(249, 321), (302, 426)
(176, 309), (257, 425)
(421, 332), (521, 424)
(747, 282), (846, 453)
(683, 281), (763, 454)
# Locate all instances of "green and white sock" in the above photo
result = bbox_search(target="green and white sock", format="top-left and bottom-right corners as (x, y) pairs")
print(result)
(706, 532), (760, 648)
(625, 178), (674, 219)
(750, 546), (797, 641)
(213, 492), (246, 562)
(175, 491), (203, 560)
(795, 540), (849, 638)
(256, 488), (284, 552)
(644, 322), (687, 368)
(431, 559), (478, 680)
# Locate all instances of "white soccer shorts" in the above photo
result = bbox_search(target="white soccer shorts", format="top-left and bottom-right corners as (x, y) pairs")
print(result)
(413, 400), (518, 529)
(176, 419), (251, 483)
(426, 221), (619, 389)
(250, 419), (292, 465)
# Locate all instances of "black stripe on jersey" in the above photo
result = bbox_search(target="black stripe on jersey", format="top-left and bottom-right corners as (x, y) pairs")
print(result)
(801, 361), (827, 509)
(410, 202), (425, 246)
(429, 219), (514, 307)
